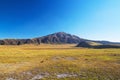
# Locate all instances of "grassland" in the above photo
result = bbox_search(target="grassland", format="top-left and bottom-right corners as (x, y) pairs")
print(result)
(0, 44), (120, 80)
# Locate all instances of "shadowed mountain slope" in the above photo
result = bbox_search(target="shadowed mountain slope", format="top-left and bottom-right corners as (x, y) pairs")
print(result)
(34, 32), (85, 44)
(0, 32), (120, 45)
(0, 39), (39, 45)
(0, 32), (85, 45)
(77, 41), (120, 49)
(76, 41), (102, 48)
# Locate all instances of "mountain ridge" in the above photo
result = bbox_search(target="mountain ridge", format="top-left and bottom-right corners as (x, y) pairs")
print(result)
(0, 32), (119, 45)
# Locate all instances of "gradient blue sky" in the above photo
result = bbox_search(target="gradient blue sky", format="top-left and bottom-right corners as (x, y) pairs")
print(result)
(0, 0), (120, 42)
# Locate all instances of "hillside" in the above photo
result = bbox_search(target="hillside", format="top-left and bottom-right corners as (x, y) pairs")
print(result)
(77, 41), (120, 48)
(34, 32), (85, 44)
(0, 32), (120, 45)
(0, 32), (85, 45)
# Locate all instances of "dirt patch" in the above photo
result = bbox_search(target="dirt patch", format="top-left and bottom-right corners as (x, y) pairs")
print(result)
(52, 56), (77, 61)
(57, 73), (77, 78)
(6, 78), (16, 80)
(65, 57), (77, 61)
(22, 71), (33, 76)
(31, 73), (49, 80)
(52, 56), (62, 61)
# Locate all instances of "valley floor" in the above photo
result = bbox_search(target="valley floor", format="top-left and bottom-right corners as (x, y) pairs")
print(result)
(0, 44), (120, 80)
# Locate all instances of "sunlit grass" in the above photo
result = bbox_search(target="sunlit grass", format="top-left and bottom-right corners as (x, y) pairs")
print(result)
(0, 44), (120, 80)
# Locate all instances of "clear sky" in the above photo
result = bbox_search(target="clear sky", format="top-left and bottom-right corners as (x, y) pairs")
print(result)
(0, 0), (120, 42)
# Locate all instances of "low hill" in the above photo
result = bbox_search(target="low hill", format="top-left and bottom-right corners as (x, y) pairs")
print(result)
(76, 41), (120, 49)
(76, 41), (102, 48)
(0, 39), (40, 45)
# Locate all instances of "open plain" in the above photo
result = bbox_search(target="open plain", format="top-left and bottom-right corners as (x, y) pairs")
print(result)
(0, 44), (119, 80)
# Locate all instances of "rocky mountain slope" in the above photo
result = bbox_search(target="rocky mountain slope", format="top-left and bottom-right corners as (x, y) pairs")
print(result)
(0, 32), (85, 45)
(0, 32), (119, 45)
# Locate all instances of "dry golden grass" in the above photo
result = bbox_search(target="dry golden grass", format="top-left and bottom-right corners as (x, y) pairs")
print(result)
(0, 44), (120, 80)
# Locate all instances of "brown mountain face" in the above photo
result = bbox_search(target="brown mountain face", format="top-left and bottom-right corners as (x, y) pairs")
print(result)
(0, 32), (85, 45)
(0, 32), (120, 45)
(0, 39), (38, 45)
(34, 32), (85, 44)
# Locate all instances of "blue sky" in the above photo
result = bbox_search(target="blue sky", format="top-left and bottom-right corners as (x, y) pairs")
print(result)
(0, 0), (120, 42)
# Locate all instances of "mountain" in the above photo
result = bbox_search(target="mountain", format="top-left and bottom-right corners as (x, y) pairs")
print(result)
(0, 32), (85, 45)
(34, 32), (85, 44)
(0, 32), (120, 45)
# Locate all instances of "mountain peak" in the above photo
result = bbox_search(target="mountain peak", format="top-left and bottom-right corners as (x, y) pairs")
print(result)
(51, 32), (69, 35)
(55, 32), (66, 34)
(38, 32), (84, 44)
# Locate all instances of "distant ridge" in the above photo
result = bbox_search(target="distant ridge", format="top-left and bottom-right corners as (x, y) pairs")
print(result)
(0, 32), (120, 45)
(77, 41), (120, 49)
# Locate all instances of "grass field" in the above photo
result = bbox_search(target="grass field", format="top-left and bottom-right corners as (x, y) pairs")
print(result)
(0, 44), (120, 80)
